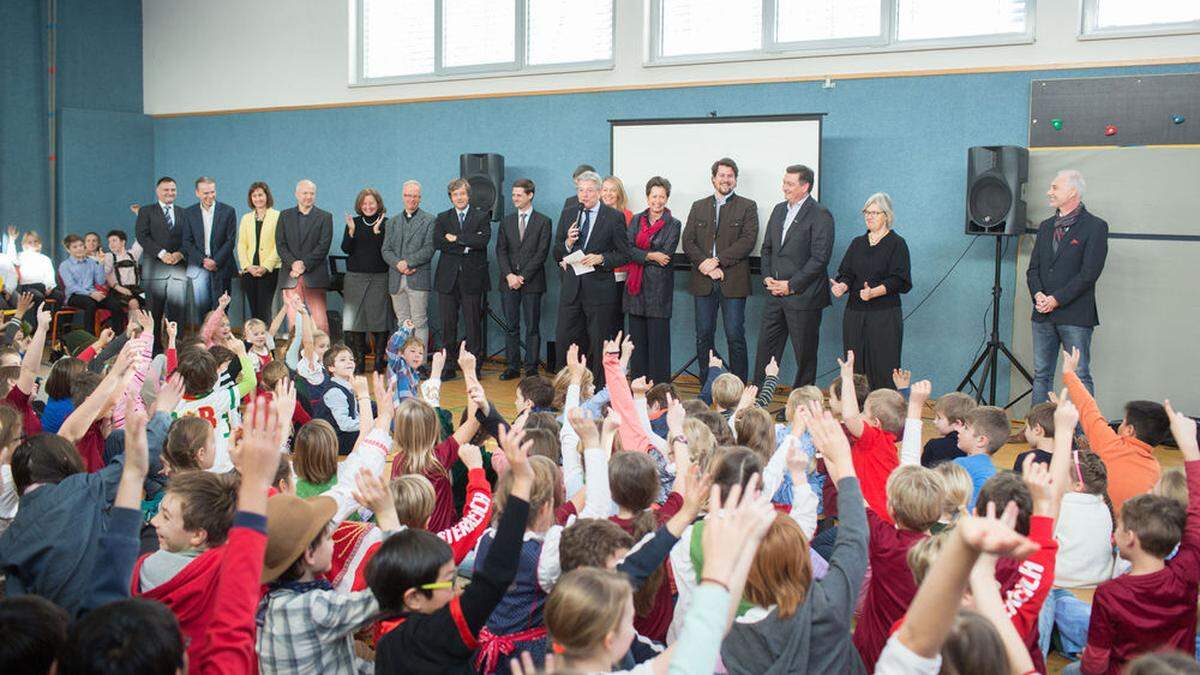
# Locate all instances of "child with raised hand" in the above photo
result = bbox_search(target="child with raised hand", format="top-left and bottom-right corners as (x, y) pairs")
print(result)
(898, 379), (932, 466)
(243, 300), (289, 373)
(386, 318), (426, 400)
(723, 401), (870, 675)
(1077, 399), (1200, 675)
(199, 291), (234, 347)
(257, 452), (403, 674)
(837, 350), (906, 521)
(371, 426), (538, 674)
(537, 475), (776, 675)
(172, 338), (256, 472)
(876, 501), (1040, 675)
(1062, 346), (1168, 513)
(2, 303), (50, 436)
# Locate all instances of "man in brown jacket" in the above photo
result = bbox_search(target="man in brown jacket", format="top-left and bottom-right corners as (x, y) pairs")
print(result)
(682, 157), (759, 381)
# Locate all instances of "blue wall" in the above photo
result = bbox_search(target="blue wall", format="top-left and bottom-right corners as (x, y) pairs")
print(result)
(152, 62), (1199, 396)
(0, 0), (149, 259)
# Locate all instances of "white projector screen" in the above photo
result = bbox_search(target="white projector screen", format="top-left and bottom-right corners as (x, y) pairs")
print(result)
(611, 115), (823, 256)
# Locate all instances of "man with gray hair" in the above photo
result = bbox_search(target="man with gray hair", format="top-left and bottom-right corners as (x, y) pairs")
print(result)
(276, 179), (333, 332)
(1026, 169), (1109, 404)
(381, 179), (435, 350)
(552, 169), (630, 384)
(182, 176), (237, 317)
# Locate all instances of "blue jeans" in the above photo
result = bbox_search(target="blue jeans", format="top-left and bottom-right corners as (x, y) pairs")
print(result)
(1037, 588), (1092, 659)
(694, 285), (748, 381)
(1032, 321), (1094, 405)
(187, 265), (213, 320)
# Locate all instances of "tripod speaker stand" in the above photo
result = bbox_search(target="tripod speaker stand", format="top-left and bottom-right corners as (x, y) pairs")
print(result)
(957, 237), (1033, 408)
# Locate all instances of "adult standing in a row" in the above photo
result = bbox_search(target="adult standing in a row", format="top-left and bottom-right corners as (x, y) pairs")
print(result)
(136, 176), (189, 338)
(382, 180), (436, 350)
(341, 188), (392, 374)
(434, 178), (490, 380)
(276, 179), (332, 332)
(753, 164), (833, 388)
(683, 157), (759, 382)
(830, 192), (912, 391)
(624, 176), (680, 385)
(497, 179), (552, 380)
(237, 181), (281, 324)
(182, 176), (237, 317)
(553, 170), (630, 386)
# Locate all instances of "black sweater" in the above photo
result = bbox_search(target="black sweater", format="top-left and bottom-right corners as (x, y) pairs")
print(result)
(835, 230), (911, 312)
(341, 215), (389, 273)
(375, 496), (530, 674)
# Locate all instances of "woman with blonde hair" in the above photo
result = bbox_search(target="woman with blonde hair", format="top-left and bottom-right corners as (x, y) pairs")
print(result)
(603, 176), (635, 303)
(829, 192), (912, 390)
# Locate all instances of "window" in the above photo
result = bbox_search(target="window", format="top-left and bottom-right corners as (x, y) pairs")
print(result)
(650, 0), (1032, 63)
(1081, 0), (1200, 38)
(357, 0), (614, 83)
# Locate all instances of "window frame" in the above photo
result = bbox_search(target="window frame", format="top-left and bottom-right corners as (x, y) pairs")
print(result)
(646, 0), (1036, 68)
(353, 0), (616, 87)
(1078, 0), (1200, 40)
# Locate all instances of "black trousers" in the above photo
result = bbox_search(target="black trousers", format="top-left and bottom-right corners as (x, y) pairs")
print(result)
(346, 331), (389, 374)
(68, 293), (127, 334)
(629, 314), (671, 385)
(753, 300), (823, 387)
(439, 283), (482, 376)
(501, 288), (542, 372)
(242, 270), (278, 323)
(843, 306), (903, 391)
(555, 300), (621, 386)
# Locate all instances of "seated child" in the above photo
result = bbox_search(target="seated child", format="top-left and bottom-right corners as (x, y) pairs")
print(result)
(954, 406), (1009, 510)
(1079, 403), (1199, 674)
(59, 234), (126, 334)
(391, 396), (482, 532)
(162, 416), (216, 475)
(292, 420), (339, 496)
(513, 375), (555, 427)
(922, 392), (977, 468)
(1013, 402), (1056, 472)
(172, 346), (255, 472)
(310, 346), (370, 455)
(933, 461), (973, 532)
(242, 301), (288, 373)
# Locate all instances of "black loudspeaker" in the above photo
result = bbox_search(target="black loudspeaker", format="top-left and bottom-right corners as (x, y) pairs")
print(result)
(965, 145), (1028, 236)
(460, 153), (505, 221)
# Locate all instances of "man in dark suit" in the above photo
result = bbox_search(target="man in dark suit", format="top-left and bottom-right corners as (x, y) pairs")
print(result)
(1026, 169), (1108, 404)
(135, 176), (189, 338)
(560, 163), (595, 213)
(682, 157), (759, 381)
(553, 170), (630, 385)
(753, 164), (834, 388)
(433, 178), (491, 379)
(275, 179), (333, 333)
(182, 176), (238, 317)
(497, 178), (552, 380)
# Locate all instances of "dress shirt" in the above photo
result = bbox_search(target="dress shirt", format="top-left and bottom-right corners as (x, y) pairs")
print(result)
(158, 201), (178, 262)
(780, 195), (809, 243)
(201, 203), (215, 257)
(59, 256), (105, 297)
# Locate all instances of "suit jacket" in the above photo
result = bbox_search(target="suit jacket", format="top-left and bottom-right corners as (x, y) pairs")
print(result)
(623, 210), (682, 319)
(681, 192), (759, 297)
(380, 209), (436, 293)
(181, 201), (238, 279)
(432, 206), (491, 295)
(760, 197), (834, 311)
(275, 206), (333, 289)
(553, 202), (631, 307)
(1026, 204), (1108, 327)
(497, 209), (552, 293)
(134, 202), (186, 281)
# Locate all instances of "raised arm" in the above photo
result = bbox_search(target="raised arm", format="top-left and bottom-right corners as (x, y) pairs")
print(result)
(59, 343), (141, 443)
(15, 305), (50, 395)
(899, 380), (931, 466)
(838, 351), (865, 438)
(1061, 347), (1118, 451)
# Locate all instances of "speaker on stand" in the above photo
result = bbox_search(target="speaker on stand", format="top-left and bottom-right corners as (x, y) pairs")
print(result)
(957, 145), (1035, 408)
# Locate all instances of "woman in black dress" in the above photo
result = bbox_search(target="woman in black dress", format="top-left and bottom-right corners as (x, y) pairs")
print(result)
(830, 192), (912, 390)
(623, 176), (681, 385)
(341, 188), (392, 373)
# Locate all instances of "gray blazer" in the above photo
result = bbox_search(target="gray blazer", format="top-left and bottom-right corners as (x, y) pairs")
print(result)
(760, 197), (834, 311)
(380, 208), (436, 292)
(275, 206), (333, 289)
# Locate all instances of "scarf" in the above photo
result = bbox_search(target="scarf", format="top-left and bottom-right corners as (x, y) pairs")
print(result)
(625, 209), (670, 297)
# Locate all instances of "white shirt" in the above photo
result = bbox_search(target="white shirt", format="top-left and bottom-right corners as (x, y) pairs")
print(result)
(201, 202), (215, 257)
(780, 195), (809, 243)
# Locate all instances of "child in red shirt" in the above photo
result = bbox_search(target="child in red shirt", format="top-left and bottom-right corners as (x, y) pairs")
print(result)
(837, 351), (906, 523)
(1080, 401), (1200, 675)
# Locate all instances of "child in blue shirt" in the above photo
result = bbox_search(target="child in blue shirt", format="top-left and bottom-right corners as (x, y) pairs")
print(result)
(953, 405), (1010, 510)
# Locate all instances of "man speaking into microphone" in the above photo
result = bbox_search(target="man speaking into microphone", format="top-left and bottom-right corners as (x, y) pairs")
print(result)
(553, 170), (630, 384)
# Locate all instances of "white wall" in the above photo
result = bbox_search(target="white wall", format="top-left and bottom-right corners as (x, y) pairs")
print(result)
(143, 0), (1199, 115)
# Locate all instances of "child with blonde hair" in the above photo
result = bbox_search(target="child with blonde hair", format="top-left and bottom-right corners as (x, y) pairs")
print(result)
(241, 300), (289, 373)
(292, 419), (339, 497)
(934, 461), (973, 532)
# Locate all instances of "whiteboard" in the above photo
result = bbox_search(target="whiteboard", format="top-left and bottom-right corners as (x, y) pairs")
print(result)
(611, 115), (823, 256)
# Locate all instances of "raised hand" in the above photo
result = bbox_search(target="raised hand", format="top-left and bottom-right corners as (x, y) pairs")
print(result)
(154, 373), (185, 414)
(1053, 388), (1078, 431)
(1165, 399), (1199, 459)
(498, 425), (534, 487)
(631, 376), (651, 397)
(240, 396), (283, 492)
(216, 291), (231, 310)
(429, 348), (446, 379)
(708, 350), (724, 370)
(909, 379), (932, 407)
(96, 327), (116, 348)
(603, 331), (623, 356)
(892, 368), (912, 390)
(1022, 455), (1058, 515)
(35, 303), (51, 332)
(764, 356), (780, 379)
(567, 407), (600, 449)
(467, 382), (490, 417)
(351, 375), (371, 400)
(457, 341), (476, 375)
(619, 332), (634, 370)
(958, 501), (1041, 559)
(458, 443), (484, 470)
(14, 292), (33, 318)
(736, 384), (759, 412)
(665, 393), (685, 434)
(1061, 347), (1080, 375)
(837, 350), (855, 378)
(700, 474), (775, 583)
(374, 375), (397, 431)
(803, 401), (854, 480)
(122, 408), (150, 480)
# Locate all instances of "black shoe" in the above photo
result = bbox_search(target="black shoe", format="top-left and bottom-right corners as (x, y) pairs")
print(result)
(499, 369), (520, 381)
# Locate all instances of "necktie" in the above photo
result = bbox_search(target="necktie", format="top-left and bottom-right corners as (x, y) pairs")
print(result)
(165, 206), (174, 229)
(458, 211), (465, 227)
(519, 213), (527, 241)
(577, 209), (591, 251)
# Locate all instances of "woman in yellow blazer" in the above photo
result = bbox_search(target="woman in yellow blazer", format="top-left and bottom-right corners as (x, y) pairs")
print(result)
(237, 181), (282, 322)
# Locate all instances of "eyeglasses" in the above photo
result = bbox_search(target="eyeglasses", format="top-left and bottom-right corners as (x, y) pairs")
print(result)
(862, 210), (885, 217)
(419, 578), (457, 591)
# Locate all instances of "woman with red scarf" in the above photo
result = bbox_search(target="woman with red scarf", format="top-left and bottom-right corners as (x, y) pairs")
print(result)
(623, 176), (681, 384)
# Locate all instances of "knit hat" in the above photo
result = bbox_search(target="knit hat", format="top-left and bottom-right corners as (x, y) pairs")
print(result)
(262, 494), (337, 583)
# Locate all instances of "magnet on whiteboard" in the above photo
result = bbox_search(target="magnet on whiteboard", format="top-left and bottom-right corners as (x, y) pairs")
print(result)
(1104, 125), (1117, 137)
(1172, 115), (1185, 125)
(1050, 118), (1063, 130)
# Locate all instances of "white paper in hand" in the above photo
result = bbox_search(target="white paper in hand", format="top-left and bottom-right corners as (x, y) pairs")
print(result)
(563, 250), (594, 275)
